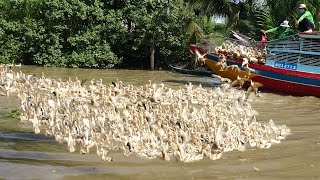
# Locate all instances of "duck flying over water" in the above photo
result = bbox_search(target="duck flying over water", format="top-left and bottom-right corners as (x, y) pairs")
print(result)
(195, 49), (207, 62)
(246, 80), (263, 99)
(231, 76), (249, 88)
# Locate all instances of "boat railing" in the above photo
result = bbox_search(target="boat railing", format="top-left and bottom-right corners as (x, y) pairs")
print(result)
(266, 34), (320, 68)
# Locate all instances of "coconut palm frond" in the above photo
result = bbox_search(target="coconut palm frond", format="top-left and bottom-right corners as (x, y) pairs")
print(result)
(188, 0), (231, 17)
(305, 0), (320, 23)
(253, 5), (274, 29)
(187, 19), (204, 44)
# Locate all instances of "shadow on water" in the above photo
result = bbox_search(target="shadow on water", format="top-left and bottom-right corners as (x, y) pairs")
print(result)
(0, 133), (55, 142)
(163, 79), (221, 88)
(0, 149), (105, 166)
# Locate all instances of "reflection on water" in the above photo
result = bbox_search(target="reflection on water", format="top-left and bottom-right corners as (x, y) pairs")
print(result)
(0, 66), (319, 179)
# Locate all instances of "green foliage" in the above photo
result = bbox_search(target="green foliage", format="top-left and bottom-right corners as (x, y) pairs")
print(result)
(188, 0), (320, 41)
(0, 1), (30, 64)
(32, 0), (120, 68)
(212, 23), (227, 34)
(1, 0), (320, 69)
(0, 0), (194, 69)
(9, 109), (20, 119)
(115, 0), (195, 68)
(187, 19), (204, 44)
(253, 0), (320, 40)
(0, 0), (125, 68)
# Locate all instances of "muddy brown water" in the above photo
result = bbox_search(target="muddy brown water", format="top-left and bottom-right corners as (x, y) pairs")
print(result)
(0, 66), (319, 180)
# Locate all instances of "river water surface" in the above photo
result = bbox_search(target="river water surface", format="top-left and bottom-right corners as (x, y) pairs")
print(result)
(0, 66), (319, 180)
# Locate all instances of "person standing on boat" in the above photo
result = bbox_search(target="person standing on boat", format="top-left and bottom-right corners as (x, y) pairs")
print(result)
(261, 20), (295, 40)
(295, 4), (314, 33)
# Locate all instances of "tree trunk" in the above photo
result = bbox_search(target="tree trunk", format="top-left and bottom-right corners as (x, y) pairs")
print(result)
(190, 53), (197, 69)
(150, 37), (155, 71)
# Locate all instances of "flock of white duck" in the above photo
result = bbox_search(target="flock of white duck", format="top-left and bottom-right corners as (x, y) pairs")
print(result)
(0, 65), (291, 163)
(214, 42), (267, 64)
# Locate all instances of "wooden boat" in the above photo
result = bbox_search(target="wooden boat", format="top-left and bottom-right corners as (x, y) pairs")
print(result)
(169, 64), (212, 76)
(189, 33), (320, 97)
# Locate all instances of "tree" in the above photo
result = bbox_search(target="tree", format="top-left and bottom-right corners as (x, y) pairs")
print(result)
(0, 0), (43, 64)
(34, 0), (121, 68)
(187, 0), (246, 30)
(117, 0), (194, 70)
(0, 0), (196, 69)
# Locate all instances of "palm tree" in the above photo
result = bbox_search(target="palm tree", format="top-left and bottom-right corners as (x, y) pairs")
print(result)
(186, 18), (204, 68)
(188, 0), (320, 41)
(255, 0), (320, 38)
(189, 0), (253, 30)
(187, 18), (205, 45)
(187, 0), (232, 17)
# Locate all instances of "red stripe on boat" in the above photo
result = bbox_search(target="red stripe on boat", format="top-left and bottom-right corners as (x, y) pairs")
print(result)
(252, 75), (320, 97)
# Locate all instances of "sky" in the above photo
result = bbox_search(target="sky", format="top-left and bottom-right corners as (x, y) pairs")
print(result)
(212, 16), (226, 23)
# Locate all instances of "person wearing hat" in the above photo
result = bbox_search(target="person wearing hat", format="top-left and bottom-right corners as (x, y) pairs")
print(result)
(261, 20), (296, 40)
(295, 4), (314, 32)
